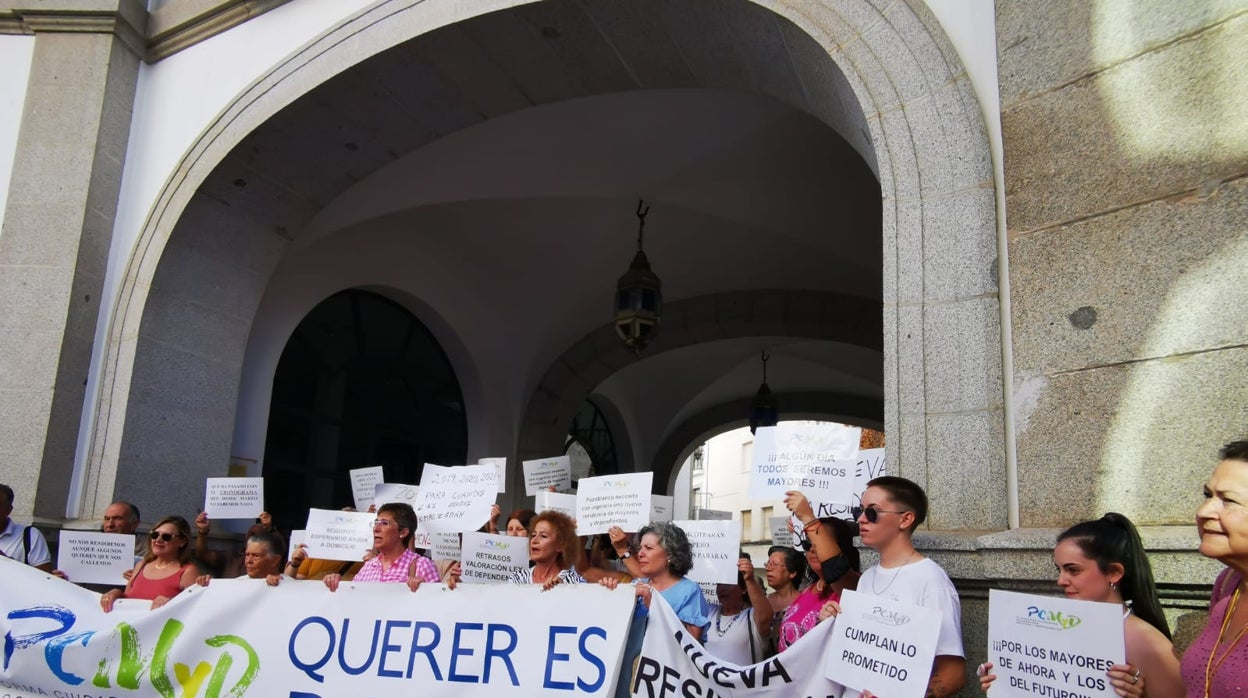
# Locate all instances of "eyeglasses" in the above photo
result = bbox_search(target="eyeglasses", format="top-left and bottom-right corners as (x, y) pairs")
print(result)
(852, 505), (909, 524)
(373, 519), (395, 528)
(149, 531), (181, 542)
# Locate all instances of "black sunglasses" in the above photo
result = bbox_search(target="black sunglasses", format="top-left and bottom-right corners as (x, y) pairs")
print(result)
(852, 505), (909, 523)
(149, 531), (181, 542)
(798, 539), (813, 552)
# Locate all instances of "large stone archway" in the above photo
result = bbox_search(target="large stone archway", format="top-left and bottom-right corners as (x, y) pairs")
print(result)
(74, 0), (1000, 534)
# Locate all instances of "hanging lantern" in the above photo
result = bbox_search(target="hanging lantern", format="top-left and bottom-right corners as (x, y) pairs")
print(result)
(614, 200), (663, 353)
(748, 351), (779, 434)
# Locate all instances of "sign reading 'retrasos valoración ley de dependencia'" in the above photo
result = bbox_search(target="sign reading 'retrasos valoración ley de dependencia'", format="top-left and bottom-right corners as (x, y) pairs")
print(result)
(986, 589), (1125, 698)
(749, 423), (859, 502)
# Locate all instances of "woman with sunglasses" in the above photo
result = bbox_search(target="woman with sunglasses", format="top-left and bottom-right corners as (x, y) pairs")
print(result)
(777, 491), (860, 652)
(101, 515), (198, 611)
(978, 513), (1180, 698)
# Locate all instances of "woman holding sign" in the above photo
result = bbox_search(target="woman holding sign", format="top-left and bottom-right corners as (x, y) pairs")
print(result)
(511, 510), (585, 588)
(778, 491), (861, 652)
(1182, 440), (1248, 697)
(979, 513), (1181, 697)
(101, 515), (198, 611)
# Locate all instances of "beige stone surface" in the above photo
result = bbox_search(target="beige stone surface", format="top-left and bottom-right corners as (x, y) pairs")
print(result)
(1011, 175), (1248, 375)
(1002, 11), (1248, 234)
(1015, 346), (1248, 527)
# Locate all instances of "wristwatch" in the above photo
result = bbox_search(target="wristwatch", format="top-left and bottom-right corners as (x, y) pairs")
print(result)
(619, 551), (632, 559)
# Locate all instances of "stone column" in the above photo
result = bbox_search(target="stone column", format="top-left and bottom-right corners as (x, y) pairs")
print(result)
(0, 0), (144, 519)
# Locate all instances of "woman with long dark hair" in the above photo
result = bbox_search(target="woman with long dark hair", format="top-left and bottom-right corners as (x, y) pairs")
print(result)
(776, 493), (860, 652)
(101, 515), (198, 611)
(979, 513), (1181, 698)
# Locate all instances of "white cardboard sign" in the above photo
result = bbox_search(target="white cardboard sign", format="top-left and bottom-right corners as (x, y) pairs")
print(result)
(676, 519), (741, 585)
(414, 463), (499, 533)
(521, 456), (572, 496)
(413, 532), (462, 562)
(825, 588), (941, 698)
(986, 589), (1125, 698)
(650, 494), (674, 522)
(56, 531), (135, 586)
(477, 457), (507, 493)
(460, 532), (529, 583)
(303, 508), (374, 561)
(576, 472), (653, 535)
(288, 529), (306, 559)
(695, 508), (733, 521)
(349, 466), (385, 511)
(535, 490), (577, 520)
(749, 424), (859, 502)
(203, 477), (264, 519)
(811, 447), (888, 521)
(769, 515), (796, 548)
(373, 482), (419, 509)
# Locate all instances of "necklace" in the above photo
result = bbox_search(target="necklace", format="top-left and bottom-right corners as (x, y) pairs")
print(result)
(714, 608), (746, 637)
(871, 551), (916, 596)
(1205, 587), (1248, 698)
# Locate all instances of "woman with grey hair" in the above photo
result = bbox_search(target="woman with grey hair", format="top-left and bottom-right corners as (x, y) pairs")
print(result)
(601, 521), (710, 697)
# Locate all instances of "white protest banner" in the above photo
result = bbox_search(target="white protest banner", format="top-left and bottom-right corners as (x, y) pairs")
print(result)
(749, 423), (859, 502)
(676, 520), (741, 585)
(478, 457), (508, 493)
(576, 472), (653, 535)
(987, 589), (1125, 698)
(769, 516), (796, 548)
(303, 508), (374, 561)
(203, 477), (264, 519)
(56, 531), (135, 586)
(349, 466), (385, 511)
(374, 481), (420, 508)
(812, 447), (888, 521)
(536, 490), (578, 519)
(0, 555), (632, 697)
(414, 463), (499, 533)
(636, 590), (843, 697)
(460, 532), (529, 583)
(650, 495), (674, 522)
(288, 530), (306, 559)
(825, 588), (941, 698)
(522, 455), (572, 496)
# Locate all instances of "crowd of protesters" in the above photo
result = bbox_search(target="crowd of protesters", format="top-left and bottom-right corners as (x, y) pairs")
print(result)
(4, 439), (1248, 697)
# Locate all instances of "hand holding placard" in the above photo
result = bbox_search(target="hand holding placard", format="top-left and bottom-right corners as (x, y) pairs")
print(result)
(576, 472), (652, 535)
(349, 466), (385, 511)
(521, 456), (571, 496)
(824, 589), (941, 698)
(204, 477), (264, 519)
(414, 463), (498, 533)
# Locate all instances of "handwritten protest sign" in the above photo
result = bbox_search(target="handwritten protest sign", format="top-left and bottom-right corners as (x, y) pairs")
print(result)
(650, 495), (674, 522)
(749, 423), (859, 502)
(56, 531), (135, 586)
(676, 520), (740, 585)
(811, 447), (887, 520)
(535, 490), (577, 519)
(825, 589), (941, 698)
(414, 463), (498, 533)
(349, 466), (385, 511)
(373, 482), (419, 509)
(987, 589), (1125, 698)
(204, 477), (264, 519)
(576, 472), (652, 535)
(769, 515), (796, 548)
(303, 508), (373, 561)
(478, 457), (507, 493)
(521, 456), (572, 496)
(460, 532), (529, 583)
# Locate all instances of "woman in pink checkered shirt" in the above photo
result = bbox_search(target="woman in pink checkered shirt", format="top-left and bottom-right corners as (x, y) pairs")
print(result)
(323, 503), (439, 591)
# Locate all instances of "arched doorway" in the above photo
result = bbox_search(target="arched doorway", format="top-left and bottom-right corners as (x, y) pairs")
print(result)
(262, 289), (466, 525)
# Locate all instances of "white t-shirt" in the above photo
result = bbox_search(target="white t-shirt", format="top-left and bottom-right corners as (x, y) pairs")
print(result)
(703, 604), (764, 666)
(856, 557), (964, 658)
(0, 518), (51, 567)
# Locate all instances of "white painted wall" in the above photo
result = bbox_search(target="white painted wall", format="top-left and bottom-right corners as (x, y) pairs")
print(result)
(0, 35), (35, 234)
